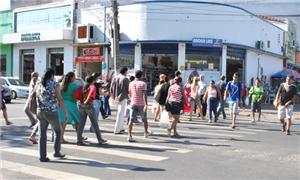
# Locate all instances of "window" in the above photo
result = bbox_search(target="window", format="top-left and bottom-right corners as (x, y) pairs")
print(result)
(78, 26), (87, 39)
(0, 55), (7, 76)
(267, 40), (271, 48)
(7, 79), (26, 86)
(15, 5), (72, 33)
(186, 55), (220, 71)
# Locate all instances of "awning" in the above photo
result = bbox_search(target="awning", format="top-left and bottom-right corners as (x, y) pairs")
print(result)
(75, 56), (104, 63)
(271, 69), (300, 79)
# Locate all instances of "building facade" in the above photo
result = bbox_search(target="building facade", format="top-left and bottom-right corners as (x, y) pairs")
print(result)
(0, 6), (13, 76)
(3, 1), (74, 83)
(112, 1), (285, 90)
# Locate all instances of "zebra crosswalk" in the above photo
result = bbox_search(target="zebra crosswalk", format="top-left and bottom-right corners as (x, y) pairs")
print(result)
(1, 116), (264, 180)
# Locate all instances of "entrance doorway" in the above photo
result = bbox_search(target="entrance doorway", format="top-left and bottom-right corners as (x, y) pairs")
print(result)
(21, 49), (34, 84)
(227, 57), (244, 82)
(48, 48), (64, 76)
(143, 55), (178, 92)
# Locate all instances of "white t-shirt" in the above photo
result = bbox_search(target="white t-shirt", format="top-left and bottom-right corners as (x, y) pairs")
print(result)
(198, 81), (207, 96)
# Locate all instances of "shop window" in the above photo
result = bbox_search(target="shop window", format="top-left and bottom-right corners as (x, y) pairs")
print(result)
(0, 55), (7, 76)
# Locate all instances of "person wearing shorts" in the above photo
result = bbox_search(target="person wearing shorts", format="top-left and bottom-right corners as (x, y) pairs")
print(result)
(128, 70), (150, 142)
(249, 79), (265, 123)
(224, 73), (243, 129)
(275, 75), (298, 135)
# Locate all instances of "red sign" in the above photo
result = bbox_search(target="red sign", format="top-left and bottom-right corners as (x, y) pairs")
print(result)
(82, 48), (100, 56)
(74, 56), (104, 63)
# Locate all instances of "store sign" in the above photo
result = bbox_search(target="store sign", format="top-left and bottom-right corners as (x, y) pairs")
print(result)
(192, 38), (223, 47)
(83, 48), (100, 56)
(21, 33), (41, 42)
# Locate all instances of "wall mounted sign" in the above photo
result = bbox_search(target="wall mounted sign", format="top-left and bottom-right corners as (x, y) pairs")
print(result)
(21, 33), (41, 42)
(82, 48), (100, 56)
(192, 38), (223, 48)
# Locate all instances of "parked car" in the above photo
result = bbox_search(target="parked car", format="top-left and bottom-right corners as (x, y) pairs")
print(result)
(0, 83), (12, 103)
(0, 77), (30, 99)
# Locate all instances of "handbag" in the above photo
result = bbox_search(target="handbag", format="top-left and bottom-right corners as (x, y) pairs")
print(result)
(72, 86), (83, 101)
(273, 97), (280, 109)
(165, 101), (171, 112)
(159, 110), (170, 128)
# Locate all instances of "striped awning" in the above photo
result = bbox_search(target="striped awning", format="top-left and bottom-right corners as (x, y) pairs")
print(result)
(74, 56), (104, 63)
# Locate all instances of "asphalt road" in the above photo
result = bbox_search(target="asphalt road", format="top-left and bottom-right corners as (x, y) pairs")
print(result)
(1, 99), (300, 180)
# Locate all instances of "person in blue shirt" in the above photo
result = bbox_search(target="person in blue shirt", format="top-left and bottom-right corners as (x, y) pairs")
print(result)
(224, 73), (243, 129)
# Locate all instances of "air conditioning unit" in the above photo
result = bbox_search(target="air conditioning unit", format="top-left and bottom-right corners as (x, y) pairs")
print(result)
(76, 24), (95, 44)
(255, 41), (264, 49)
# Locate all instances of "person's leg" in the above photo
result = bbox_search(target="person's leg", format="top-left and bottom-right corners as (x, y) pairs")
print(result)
(91, 100), (101, 132)
(212, 100), (218, 122)
(114, 99), (127, 134)
(189, 101), (195, 121)
(61, 123), (67, 143)
(105, 96), (111, 115)
(2, 108), (10, 125)
(154, 103), (160, 122)
(24, 98), (36, 126)
(207, 98), (212, 122)
(221, 101), (226, 119)
(77, 105), (87, 143)
(257, 104), (262, 122)
(29, 121), (39, 143)
(278, 106), (286, 132)
(173, 115), (180, 135)
(100, 98), (107, 118)
(47, 112), (62, 155)
(37, 112), (49, 160)
(198, 104), (204, 119)
(87, 105), (105, 143)
(286, 105), (294, 135)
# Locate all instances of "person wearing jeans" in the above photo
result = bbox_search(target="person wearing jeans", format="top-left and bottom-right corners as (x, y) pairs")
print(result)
(36, 69), (68, 162)
(110, 67), (130, 134)
(217, 75), (227, 120)
(77, 75), (107, 145)
(203, 80), (221, 123)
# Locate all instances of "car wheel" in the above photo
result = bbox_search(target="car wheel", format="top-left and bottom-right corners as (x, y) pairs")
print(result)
(12, 91), (17, 99)
(5, 99), (11, 103)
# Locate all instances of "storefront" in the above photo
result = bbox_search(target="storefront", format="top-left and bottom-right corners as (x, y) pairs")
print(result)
(3, 29), (73, 83)
(74, 46), (106, 80)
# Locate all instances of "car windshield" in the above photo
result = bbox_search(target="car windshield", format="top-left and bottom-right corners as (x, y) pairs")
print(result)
(8, 79), (26, 86)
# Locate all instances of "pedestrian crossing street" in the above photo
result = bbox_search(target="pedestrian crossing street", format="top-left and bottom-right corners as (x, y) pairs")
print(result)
(1, 116), (273, 180)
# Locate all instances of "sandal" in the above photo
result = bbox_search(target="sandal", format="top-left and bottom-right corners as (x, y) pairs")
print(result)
(29, 136), (38, 144)
(6, 121), (13, 126)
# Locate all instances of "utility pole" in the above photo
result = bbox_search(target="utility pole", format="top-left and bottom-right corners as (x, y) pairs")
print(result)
(111, 0), (119, 76)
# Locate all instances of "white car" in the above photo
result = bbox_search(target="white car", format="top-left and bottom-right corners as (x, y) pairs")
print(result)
(0, 77), (30, 99)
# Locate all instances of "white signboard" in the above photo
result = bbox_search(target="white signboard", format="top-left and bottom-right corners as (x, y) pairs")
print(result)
(0, 0), (11, 11)
(183, 70), (220, 85)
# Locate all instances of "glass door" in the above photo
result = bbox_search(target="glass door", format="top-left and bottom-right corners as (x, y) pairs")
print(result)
(21, 49), (34, 84)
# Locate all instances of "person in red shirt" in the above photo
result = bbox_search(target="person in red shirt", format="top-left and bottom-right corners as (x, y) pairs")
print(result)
(128, 70), (150, 142)
(77, 76), (107, 145)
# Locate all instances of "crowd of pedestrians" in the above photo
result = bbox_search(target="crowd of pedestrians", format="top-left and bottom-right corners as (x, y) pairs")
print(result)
(0, 68), (298, 162)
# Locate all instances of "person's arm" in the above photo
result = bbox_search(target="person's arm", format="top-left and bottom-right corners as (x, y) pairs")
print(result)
(249, 87), (254, 95)
(128, 83), (132, 98)
(275, 84), (282, 102)
(143, 83), (148, 112)
(217, 88), (222, 100)
(181, 87), (187, 102)
(84, 85), (95, 104)
(110, 78), (116, 99)
(203, 89), (208, 102)
(55, 86), (68, 121)
(0, 85), (2, 109)
(224, 83), (229, 101)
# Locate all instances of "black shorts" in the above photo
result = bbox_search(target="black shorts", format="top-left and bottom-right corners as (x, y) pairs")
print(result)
(251, 102), (261, 112)
(1, 99), (6, 110)
(170, 101), (182, 115)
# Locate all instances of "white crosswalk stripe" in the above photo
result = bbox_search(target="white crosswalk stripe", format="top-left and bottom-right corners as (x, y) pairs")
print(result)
(1, 148), (136, 172)
(63, 135), (191, 154)
(1, 159), (99, 180)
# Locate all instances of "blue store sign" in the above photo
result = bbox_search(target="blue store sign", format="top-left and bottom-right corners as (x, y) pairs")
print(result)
(192, 38), (223, 47)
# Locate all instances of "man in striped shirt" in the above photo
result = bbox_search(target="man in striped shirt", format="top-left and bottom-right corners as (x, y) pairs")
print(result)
(128, 70), (150, 142)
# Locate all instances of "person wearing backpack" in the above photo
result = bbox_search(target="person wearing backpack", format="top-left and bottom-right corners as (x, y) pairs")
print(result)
(77, 76), (107, 145)
(275, 75), (298, 135)
(224, 73), (243, 129)
(153, 74), (166, 122)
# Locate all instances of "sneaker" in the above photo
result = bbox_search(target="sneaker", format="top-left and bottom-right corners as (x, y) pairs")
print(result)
(251, 119), (256, 123)
(257, 118), (261, 122)
(286, 129), (291, 135)
(208, 120), (212, 123)
(127, 136), (135, 142)
(144, 130), (152, 138)
(98, 139), (108, 144)
(77, 141), (88, 146)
